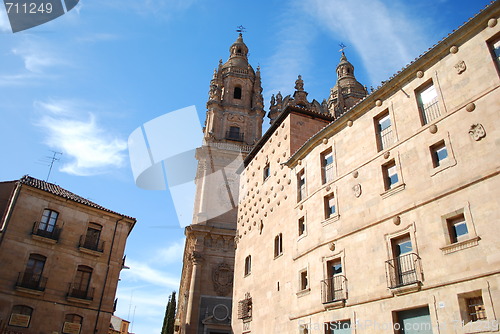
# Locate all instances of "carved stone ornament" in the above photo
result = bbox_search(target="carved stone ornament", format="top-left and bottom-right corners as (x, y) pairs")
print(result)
(212, 263), (234, 296)
(190, 251), (203, 264)
(449, 45), (459, 54)
(429, 124), (438, 134)
(353, 184), (362, 198)
(469, 124), (486, 141)
(329, 242), (336, 251)
(393, 216), (401, 226)
(455, 60), (466, 74)
(465, 102), (476, 112)
(416, 70), (424, 78)
(488, 18), (498, 28)
(352, 170), (359, 178)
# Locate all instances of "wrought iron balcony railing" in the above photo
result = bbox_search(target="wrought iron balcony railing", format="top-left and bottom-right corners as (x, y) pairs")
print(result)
(420, 98), (440, 124)
(321, 275), (347, 304)
(79, 235), (104, 253)
(67, 283), (94, 301)
(16, 272), (47, 291)
(225, 131), (244, 142)
(32, 221), (61, 241)
(385, 253), (422, 289)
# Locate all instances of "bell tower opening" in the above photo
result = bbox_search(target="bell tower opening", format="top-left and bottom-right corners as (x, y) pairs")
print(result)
(233, 86), (242, 99)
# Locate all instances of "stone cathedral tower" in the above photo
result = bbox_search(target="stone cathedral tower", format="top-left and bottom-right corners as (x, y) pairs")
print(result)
(175, 33), (265, 334)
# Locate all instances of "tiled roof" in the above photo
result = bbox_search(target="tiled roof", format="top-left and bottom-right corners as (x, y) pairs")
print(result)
(19, 175), (136, 221)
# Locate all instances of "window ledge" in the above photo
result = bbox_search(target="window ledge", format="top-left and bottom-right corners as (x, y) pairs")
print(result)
(323, 299), (346, 310)
(322, 214), (340, 227)
(430, 160), (457, 177)
(297, 233), (307, 241)
(440, 236), (480, 255)
(15, 286), (44, 296)
(244, 273), (251, 278)
(67, 296), (93, 305)
(78, 247), (103, 257)
(463, 319), (499, 333)
(390, 281), (422, 296)
(31, 234), (57, 244)
(296, 288), (311, 298)
(274, 253), (283, 260)
(380, 183), (406, 199)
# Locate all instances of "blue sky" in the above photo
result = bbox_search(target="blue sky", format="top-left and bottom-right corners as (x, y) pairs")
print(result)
(0, 0), (493, 332)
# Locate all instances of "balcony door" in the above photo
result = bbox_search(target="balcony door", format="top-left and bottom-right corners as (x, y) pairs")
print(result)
(392, 235), (414, 286)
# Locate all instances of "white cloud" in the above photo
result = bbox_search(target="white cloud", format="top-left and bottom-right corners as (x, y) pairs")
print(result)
(12, 43), (64, 73)
(301, 0), (429, 86)
(121, 258), (180, 288)
(35, 99), (128, 176)
(155, 239), (185, 265)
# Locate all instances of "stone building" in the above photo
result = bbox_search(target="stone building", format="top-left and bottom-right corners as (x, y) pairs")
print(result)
(174, 34), (265, 334)
(0, 176), (136, 334)
(233, 2), (500, 334)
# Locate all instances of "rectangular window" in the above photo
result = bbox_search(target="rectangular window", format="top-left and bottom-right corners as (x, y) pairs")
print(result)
(324, 194), (336, 219)
(394, 306), (433, 334)
(417, 82), (440, 124)
(430, 141), (448, 167)
(375, 112), (393, 151)
(263, 163), (270, 181)
(300, 270), (308, 291)
(321, 149), (334, 184)
(324, 320), (351, 334)
(489, 36), (500, 74)
(383, 161), (399, 190)
(447, 214), (469, 243)
(298, 217), (306, 236)
(297, 170), (306, 202)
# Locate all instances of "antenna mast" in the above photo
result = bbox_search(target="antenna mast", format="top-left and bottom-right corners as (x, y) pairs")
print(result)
(46, 151), (62, 182)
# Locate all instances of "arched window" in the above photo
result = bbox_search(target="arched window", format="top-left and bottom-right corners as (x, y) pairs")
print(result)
(40, 209), (58, 232)
(274, 233), (283, 258)
(70, 266), (93, 300)
(63, 314), (83, 334)
(10, 305), (33, 328)
(82, 223), (103, 252)
(244, 255), (251, 276)
(233, 86), (242, 99)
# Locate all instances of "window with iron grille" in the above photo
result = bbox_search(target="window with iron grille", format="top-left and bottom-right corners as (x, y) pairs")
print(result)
(238, 293), (252, 320)
(489, 35), (500, 75)
(416, 81), (440, 125)
(375, 111), (393, 151)
(467, 296), (487, 322)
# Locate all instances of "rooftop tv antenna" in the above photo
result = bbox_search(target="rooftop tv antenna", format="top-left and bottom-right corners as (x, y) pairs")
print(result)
(45, 151), (62, 182)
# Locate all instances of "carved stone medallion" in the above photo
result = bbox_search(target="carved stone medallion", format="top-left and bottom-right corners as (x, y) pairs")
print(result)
(455, 60), (466, 74)
(469, 124), (486, 141)
(353, 184), (362, 198)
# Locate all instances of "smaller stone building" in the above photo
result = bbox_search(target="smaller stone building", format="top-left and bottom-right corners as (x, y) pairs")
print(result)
(0, 175), (136, 334)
